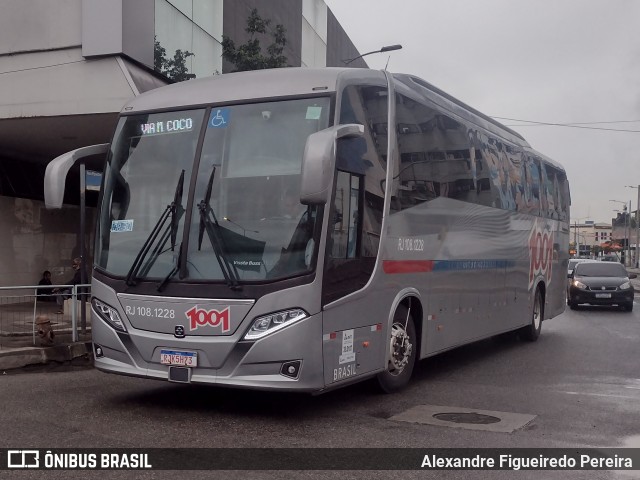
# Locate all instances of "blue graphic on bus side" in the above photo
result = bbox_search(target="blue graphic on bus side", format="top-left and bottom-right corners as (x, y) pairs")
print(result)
(432, 259), (515, 271)
(209, 108), (230, 128)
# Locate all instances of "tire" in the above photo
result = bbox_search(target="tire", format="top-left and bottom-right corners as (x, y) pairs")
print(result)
(521, 288), (543, 342)
(568, 301), (577, 310)
(623, 302), (634, 312)
(376, 305), (417, 393)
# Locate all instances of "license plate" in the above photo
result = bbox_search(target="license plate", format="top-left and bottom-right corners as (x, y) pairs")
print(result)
(160, 349), (197, 367)
(595, 293), (611, 299)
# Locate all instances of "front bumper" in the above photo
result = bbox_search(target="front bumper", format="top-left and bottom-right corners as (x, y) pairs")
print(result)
(568, 287), (634, 306)
(92, 308), (326, 392)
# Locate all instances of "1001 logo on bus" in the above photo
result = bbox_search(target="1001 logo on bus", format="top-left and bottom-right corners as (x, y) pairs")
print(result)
(528, 223), (554, 290)
(185, 306), (230, 332)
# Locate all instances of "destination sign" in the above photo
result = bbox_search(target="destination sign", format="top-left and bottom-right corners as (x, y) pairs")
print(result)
(140, 118), (194, 136)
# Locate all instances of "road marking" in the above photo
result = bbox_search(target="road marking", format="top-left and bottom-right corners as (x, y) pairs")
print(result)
(562, 391), (639, 400)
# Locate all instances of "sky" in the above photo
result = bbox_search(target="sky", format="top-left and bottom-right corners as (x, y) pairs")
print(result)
(324, 0), (640, 224)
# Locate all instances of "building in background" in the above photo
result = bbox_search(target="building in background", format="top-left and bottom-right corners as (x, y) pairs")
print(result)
(0, 0), (366, 287)
(569, 221), (613, 258)
(611, 209), (637, 265)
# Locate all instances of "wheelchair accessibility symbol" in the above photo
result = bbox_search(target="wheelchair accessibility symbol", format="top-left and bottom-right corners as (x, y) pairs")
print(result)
(209, 108), (230, 128)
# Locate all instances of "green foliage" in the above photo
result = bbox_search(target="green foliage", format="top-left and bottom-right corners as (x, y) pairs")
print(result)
(165, 49), (196, 82)
(222, 8), (288, 72)
(154, 37), (167, 72)
(154, 37), (196, 82)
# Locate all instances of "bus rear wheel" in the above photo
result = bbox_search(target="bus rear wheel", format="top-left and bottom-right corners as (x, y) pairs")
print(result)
(376, 305), (416, 393)
(520, 287), (543, 342)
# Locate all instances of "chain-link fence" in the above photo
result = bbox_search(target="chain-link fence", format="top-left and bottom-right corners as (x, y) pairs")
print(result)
(0, 284), (91, 350)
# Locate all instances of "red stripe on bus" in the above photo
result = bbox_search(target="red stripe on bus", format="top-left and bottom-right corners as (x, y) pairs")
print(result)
(383, 260), (434, 274)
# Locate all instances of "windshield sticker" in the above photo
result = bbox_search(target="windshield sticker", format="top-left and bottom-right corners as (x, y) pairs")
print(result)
(209, 108), (230, 128)
(305, 106), (322, 120)
(111, 220), (134, 233)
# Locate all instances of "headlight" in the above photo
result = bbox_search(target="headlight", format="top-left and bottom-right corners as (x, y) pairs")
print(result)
(572, 280), (587, 289)
(244, 309), (307, 340)
(92, 298), (127, 332)
(619, 282), (632, 290)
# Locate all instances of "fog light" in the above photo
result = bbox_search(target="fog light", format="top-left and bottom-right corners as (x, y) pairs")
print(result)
(94, 344), (104, 358)
(280, 360), (301, 379)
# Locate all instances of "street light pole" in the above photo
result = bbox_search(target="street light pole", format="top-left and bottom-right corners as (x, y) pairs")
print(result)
(342, 44), (402, 66)
(625, 185), (640, 268)
(629, 200), (632, 267)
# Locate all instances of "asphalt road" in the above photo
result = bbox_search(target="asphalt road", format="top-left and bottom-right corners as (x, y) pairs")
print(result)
(1, 303), (639, 480)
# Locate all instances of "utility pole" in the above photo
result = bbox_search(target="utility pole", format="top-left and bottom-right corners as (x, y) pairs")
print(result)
(628, 201), (632, 267)
(636, 187), (639, 268)
(626, 185), (640, 268)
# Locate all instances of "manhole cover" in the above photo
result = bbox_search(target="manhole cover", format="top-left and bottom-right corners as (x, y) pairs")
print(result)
(390, 405), (535, 433)
(433, 412), (501, 425)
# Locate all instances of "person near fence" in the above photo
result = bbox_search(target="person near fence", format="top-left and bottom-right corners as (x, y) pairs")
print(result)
(53, 258), (83, 314)
(37, 270), (55, 302)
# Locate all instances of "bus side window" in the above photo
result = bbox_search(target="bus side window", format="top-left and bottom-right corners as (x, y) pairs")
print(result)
(323, 170), (366, 304)
(525, 156), (541, 217)
(541, 164), (556, 219)
(329, 171), (361, 260)
(323, 84), (387, 305)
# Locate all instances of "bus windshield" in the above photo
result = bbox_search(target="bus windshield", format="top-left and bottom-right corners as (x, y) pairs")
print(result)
(96, 97), (331, 283)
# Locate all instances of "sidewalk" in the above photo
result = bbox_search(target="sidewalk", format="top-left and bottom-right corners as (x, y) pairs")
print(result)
(627, 267), (640, 294)
(0, 301), (93, 371)
(0, 339), (93, 371)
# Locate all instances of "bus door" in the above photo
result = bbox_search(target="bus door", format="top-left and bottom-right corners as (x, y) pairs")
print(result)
(320, 83), (390, 387)
(321, 167), (387, 385)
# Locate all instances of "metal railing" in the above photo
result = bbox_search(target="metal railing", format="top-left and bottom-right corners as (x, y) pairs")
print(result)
(0, 284), (91, 350)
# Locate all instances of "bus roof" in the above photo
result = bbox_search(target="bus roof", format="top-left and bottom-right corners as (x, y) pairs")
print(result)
(121, 67), (385, 114)
(121, 67), (564, 173)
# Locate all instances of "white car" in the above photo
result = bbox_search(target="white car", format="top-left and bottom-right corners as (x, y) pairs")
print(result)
(567, 258), (596, 277)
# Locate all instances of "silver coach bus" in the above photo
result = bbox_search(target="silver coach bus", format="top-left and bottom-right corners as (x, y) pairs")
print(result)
(46, 67), (569, 393)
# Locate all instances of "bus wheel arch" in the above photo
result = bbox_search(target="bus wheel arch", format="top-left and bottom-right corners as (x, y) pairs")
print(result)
(376, 293), (422, 393)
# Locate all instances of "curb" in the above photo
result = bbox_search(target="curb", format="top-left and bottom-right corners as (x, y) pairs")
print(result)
(0, 342), (93, 371)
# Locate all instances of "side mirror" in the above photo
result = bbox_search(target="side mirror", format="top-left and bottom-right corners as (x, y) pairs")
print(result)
(44, 143), (109, 208)
(567, 270), (573, 278)
(629, 273), (637, 279)
(299, 124), (364, 205)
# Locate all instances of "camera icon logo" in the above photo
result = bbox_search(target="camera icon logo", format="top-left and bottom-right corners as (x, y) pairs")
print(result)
(7, 450), (39, 468)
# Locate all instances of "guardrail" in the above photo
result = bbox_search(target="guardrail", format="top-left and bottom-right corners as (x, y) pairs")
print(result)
(0, 284), (91, 350)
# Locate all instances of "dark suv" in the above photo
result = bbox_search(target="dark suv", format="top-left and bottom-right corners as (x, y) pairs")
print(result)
(568, 262), (636, 311)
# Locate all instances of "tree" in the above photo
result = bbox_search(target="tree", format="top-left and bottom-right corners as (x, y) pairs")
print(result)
(221, 8), (288, 72)
(154, 37), (196, 82)
(165, 49), (196, 82)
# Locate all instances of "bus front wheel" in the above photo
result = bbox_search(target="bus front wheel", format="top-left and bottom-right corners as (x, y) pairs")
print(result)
(377, 305), (417, 393)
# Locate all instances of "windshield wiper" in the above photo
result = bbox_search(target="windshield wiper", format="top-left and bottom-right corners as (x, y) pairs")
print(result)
(197, 167), (241, 290)
(157, 242), (182, 292)
(125, 170), (185, 286)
